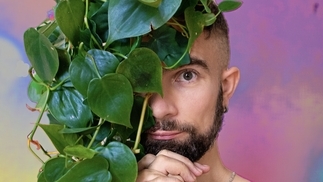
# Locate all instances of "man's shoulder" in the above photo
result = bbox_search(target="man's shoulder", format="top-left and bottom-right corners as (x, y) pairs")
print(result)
(235, 174), (252, 182)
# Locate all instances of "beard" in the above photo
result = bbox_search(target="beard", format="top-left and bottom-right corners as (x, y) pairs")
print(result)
(142, 87), (225, 162)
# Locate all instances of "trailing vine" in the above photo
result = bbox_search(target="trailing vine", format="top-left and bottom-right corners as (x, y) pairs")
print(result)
(24, 0), (242, 181)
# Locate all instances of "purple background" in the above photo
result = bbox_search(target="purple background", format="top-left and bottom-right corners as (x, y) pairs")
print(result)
(0, 0), (322, 181)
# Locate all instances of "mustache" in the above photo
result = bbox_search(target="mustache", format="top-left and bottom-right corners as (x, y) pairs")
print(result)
(146, 120), (195, 133)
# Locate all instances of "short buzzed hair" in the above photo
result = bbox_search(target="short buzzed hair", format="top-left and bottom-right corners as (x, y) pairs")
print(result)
(204, 1), (230, 70)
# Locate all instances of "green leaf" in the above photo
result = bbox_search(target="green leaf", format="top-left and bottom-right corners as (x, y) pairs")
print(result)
(142, 25), (190, 68)
(57, 156), (112, 182)
(115, 96), (155, 141)
(87, 74), (133, 128)
(28, 80), (47, 103)
(39, 124), (79, 154)
(201, 0), (211, 13)
(55, 48), (71, 82)
(90, 1), (110, 42)
(64, 145), (97, 159)
(139, 0), (162, 8)
(116, 48), (163, 96)
(23, 28), (59, 84)
(218, 0), (243, 12)
(69, 50), (119, 96)
(48, 87), (92, 128)
(96, 142), (137, 182)
(185, 6), (206, 51)
(55, 0), (85, 46)
(35, 90), (49, 112)
(43, 157), (68, 182)
(106, 0), (181, 45)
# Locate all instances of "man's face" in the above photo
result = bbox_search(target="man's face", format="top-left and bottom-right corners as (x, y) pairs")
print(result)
(142, 32), (225, 162)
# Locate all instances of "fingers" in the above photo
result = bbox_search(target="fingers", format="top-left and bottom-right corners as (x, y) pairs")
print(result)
(137, 169), (185, 182)
(148, 154), (197, 181)
(138, 154), (156, 171)
(156, 150), (206, 176)
(137, 149), (210, 182)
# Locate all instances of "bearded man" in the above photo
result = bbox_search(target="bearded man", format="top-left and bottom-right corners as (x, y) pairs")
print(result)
(136, 1), (250, 182)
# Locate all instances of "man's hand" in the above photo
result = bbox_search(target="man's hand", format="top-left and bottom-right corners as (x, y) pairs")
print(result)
(136, 150), (210, 182)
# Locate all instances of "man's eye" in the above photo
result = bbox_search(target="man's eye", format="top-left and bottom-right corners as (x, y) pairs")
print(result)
(176, 70), (197, 82)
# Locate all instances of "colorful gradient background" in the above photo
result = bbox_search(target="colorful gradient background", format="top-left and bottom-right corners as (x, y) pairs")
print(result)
(0, 0), (322, 181)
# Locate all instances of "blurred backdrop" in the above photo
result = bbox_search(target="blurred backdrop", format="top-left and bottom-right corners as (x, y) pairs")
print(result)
(0, 0), (322, 181)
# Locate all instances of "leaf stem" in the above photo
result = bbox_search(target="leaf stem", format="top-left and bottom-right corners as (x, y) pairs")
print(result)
(87, 118), (104, 149)
(84, 0), (103, 49)
(27, 86), (50, 163)
(132, 94), (151, 153)
(113, 52), (128, 60)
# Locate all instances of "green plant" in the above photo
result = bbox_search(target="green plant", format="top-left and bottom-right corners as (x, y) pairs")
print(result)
(24, 0), (242, 181)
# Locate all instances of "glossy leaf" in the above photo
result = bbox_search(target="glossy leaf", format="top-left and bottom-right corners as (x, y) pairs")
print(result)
(116, 48), (163, 96)
(87, 74), (133, 128)
(57, 156), (112, 182)
(48, 87), (92, 128)
(42, 157), (68, 182)
(106, 0), (181, 45)
(23, 28), (59, 83)
(218, 0), (243, 12)
(142, 25), (190, 68)
(39, 124), (79, 154)
(64, 145), (97, 159)
(70, 50), (119, 96)
(55, 0), (85, 46)
(96, 142), (137, 182)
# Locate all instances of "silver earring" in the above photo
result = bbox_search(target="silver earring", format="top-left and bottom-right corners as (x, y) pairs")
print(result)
(223, 106), (228, 113)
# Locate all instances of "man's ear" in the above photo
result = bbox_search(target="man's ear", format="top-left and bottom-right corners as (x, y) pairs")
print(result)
(221, 67), (240, 107)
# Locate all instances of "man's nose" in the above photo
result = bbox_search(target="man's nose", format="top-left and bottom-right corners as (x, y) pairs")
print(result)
(149, 93), (178, 120)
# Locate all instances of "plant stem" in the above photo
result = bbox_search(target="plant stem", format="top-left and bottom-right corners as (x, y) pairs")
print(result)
(132, 94), (151, 153)
(87, 118), (104, 149)
(84, 0), (103, 50)
(27, 87), (50, 163)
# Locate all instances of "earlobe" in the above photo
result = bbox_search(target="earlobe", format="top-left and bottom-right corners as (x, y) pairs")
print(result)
(221, 67), (240, 107)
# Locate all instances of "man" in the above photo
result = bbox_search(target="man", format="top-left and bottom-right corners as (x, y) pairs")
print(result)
(136, 2), (250, 182)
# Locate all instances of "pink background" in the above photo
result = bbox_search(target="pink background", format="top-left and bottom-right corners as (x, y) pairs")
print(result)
(0, 0), (322, 181)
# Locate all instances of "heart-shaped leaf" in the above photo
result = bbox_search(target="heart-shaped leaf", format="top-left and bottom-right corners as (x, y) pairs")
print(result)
(24, 28), (59, 84)
(96, 142), (137, 182)
(39, 124), (79, 154)
(55, 0), (85, 46)
(106, 0), (181, 45)
(57, 156), (112, 182)
(70, 50), (119, 96)
(87, 74), (133, 128)
(43, 157), (68, 182)
(218, 0), (243, 12)
(48, 87), (92, 128)
(28, 80), (47, 103)
(116, 48), (163, 96)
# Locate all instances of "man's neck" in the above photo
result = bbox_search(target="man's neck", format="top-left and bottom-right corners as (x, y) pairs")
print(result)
(196, 141), (233, 182)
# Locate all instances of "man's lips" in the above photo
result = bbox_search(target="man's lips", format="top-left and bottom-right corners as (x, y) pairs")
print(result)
(148, 130), (183, 140)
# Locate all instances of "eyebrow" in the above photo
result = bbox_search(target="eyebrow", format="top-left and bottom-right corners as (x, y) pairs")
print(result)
(163, 56), (209, 73)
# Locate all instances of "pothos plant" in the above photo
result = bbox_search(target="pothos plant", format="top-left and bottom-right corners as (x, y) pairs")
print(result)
(24, 0), (242, 181)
